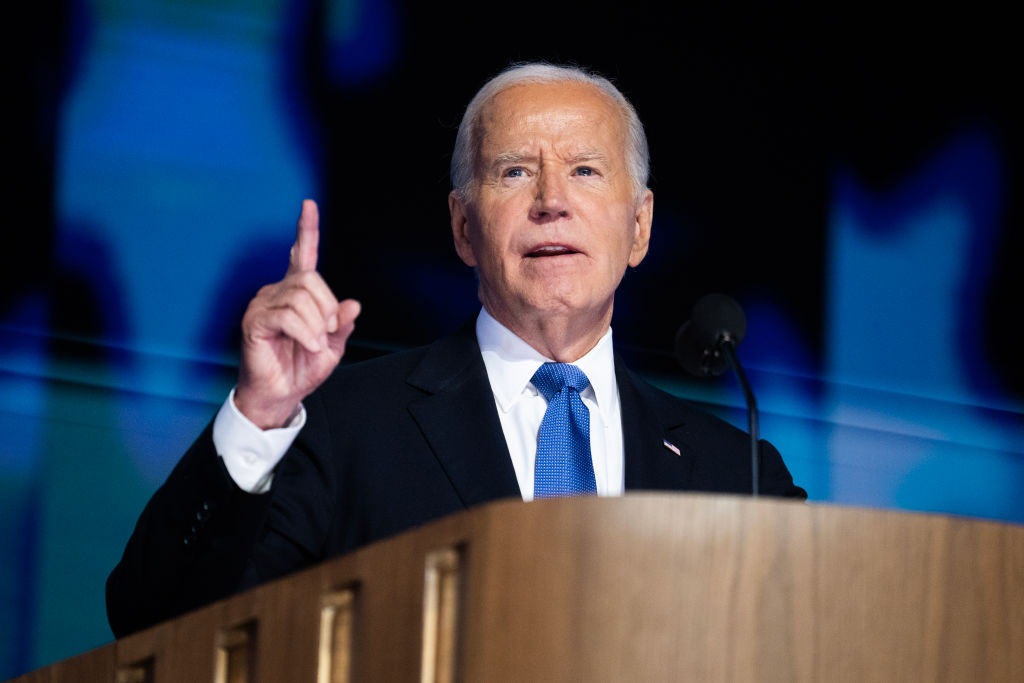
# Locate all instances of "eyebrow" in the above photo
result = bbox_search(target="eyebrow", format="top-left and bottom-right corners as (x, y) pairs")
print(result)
(490, 152), (531, 169)
(487, 151), (608, 173)
(566, 152), (607, 165)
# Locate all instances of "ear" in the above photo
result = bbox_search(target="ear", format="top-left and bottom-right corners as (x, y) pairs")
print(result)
(628, 189), (653, 267)
(449, 190), (479, 267)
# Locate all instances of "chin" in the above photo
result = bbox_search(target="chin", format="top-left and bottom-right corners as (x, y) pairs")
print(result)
(524, 293), (608, 321)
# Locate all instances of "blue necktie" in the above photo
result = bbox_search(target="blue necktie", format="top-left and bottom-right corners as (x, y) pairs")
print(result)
(532, 362), (597, 498)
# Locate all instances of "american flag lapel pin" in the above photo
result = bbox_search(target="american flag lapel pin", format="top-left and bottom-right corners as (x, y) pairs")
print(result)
(663, 439), (681, 456)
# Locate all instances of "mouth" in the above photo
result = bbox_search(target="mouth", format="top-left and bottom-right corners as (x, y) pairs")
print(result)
(525, 244), (581, 258)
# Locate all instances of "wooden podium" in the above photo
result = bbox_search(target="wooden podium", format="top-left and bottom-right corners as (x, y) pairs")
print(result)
(12, 494), (1024, 681)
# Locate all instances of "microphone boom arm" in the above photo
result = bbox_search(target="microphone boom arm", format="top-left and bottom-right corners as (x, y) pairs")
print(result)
(720, 339), (759, 497)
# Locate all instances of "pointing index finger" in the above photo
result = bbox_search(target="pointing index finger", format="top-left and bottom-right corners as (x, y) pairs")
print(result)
(288, 199), (320, 274)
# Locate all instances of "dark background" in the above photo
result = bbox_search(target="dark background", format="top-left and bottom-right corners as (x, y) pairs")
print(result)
(2, 2), (1021, 677)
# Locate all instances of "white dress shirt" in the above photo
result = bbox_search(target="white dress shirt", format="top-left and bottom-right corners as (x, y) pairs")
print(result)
(476, 309), (624, 500)
(213, 387), (303, 493)
(213, 308), (626, 500)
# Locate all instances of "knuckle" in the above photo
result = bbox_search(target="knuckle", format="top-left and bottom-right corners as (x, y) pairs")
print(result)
(254, 282), (285, 305)
(295, 270), (321, 288)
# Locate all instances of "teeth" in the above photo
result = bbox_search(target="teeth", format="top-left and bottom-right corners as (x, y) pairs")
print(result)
(530, 245), (572, 256)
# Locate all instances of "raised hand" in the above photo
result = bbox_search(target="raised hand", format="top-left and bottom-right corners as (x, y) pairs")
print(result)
(234, 200), (361, 429)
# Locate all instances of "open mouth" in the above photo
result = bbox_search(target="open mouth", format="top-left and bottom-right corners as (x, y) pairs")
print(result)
(525, 245), (580, 257)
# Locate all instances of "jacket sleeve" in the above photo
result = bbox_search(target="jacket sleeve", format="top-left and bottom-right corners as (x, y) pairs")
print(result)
(105, 422), (274, 638)
(758, 438), (808, 500)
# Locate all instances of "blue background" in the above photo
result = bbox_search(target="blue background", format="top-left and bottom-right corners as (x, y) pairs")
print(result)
(2, 2), (1021, 677)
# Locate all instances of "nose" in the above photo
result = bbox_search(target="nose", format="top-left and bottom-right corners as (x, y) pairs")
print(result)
(529, 168), (571, 222)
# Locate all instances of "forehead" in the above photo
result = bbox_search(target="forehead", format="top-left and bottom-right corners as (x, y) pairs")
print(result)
(476, 81), (626, 157)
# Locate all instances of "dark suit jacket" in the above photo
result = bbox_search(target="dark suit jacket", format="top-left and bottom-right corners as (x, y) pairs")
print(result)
(106, 329), (805, 638)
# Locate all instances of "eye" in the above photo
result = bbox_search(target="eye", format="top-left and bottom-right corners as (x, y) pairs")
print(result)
(574, 166), (596, 177)
(503, 167), (526, 178)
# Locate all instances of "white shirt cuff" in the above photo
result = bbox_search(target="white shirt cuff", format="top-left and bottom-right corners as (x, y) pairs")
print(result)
(212, 388), (306, 493)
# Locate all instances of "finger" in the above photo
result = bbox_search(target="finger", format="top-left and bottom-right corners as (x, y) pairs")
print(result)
(268, 307), (325, 354)
(274, 286), (332, 345)
(288, 199), (320, 274)
(288, 271), (342, 333)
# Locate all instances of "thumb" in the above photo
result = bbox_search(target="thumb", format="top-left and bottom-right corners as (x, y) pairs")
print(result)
(326, 299), (361, 353)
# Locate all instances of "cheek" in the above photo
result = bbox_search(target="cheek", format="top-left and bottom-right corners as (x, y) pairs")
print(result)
(474, 209), (517, 255)
(469, 224), (511, 276)
(601, 210), (640, 256)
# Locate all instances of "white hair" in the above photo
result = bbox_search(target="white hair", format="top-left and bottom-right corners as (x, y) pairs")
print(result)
(450, 62), (650, 201)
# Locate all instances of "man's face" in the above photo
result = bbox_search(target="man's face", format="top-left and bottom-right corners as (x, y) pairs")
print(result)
(450, 81), (653, 338)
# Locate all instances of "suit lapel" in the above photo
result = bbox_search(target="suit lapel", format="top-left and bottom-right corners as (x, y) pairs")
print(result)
(405, 332), (521, 507)
(403, 333), (698, 501)
(618, 360), (697, 491)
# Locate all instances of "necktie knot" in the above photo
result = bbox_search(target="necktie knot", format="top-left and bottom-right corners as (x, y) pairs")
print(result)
(531, 362), (590, 401)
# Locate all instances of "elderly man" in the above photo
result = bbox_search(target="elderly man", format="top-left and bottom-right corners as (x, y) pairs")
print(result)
(107, 63), (804, 638)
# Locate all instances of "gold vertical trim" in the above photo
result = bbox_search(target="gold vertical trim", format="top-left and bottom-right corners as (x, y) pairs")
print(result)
(420, 548), (460, 683)
(215, 621), (257, 683)
(116, 658), (153, 683)
(318, 587), (357, 683)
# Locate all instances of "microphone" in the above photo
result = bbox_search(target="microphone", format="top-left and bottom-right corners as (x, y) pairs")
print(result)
(674, 293), (747, 377)
(674, 293), (760, 496)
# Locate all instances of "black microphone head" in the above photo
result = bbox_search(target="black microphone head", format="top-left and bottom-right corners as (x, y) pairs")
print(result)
(674, 293), (747, 377)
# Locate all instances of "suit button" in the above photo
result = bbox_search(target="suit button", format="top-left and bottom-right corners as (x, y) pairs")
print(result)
(195, 501), (213, 524)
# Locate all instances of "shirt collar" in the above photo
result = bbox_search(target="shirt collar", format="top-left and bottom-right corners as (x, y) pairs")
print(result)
(476, 308), (616, 421)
